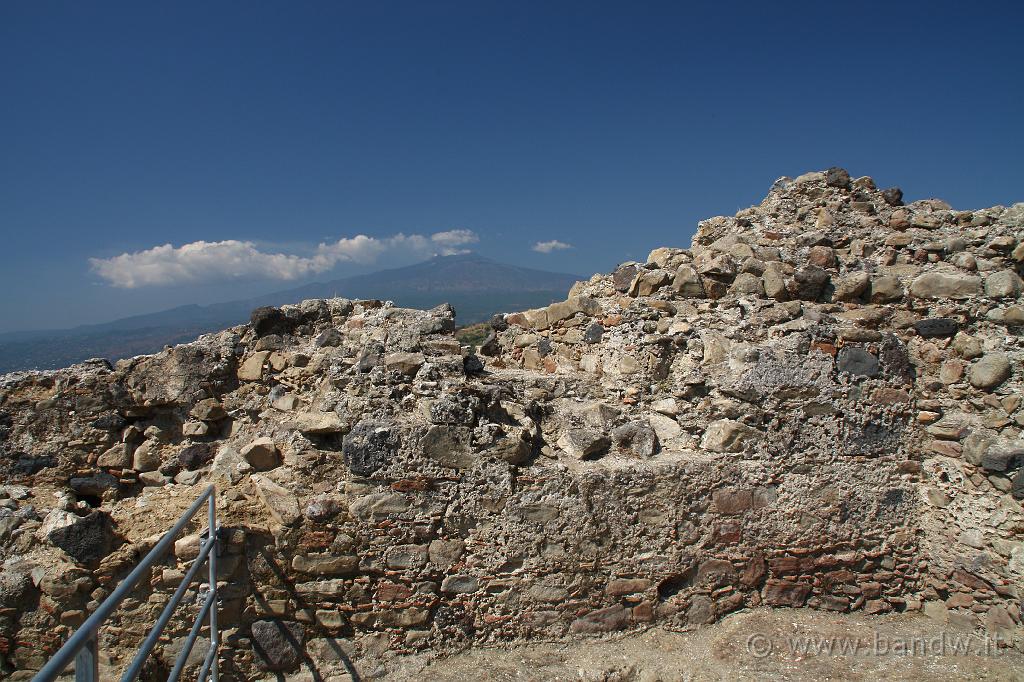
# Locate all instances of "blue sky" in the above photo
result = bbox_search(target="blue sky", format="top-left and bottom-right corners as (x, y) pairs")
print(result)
(1, 1), (1022, 333)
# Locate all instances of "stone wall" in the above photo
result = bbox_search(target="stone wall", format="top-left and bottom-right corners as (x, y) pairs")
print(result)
(0, 168), (1021, 679)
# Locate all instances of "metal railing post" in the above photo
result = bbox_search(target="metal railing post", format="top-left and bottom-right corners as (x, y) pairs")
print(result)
(207, 492), (219, 682)
(34, 486), (219, 682)
(74, 631), (98, 682)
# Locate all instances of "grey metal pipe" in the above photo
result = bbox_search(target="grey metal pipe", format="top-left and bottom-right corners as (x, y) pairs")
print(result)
(73, 631), (98, 682)
(195, 639), (218, 682)
(119, 534), (216, 682)
(207, 492), (219, 681)
(166, 590), (216, 682)
(32, 485), (215, 682)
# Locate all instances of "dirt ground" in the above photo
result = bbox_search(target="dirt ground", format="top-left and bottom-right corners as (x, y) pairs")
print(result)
(380, 608), (1024, 682)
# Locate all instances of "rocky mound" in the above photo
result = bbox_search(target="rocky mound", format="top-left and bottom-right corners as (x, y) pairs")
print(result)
(1, 168), (1022, 679)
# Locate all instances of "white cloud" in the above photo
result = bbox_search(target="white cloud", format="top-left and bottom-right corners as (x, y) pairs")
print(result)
(430, 229), (479, 255)
(90, 229), (480, 288)
(532, 239), (573, 254)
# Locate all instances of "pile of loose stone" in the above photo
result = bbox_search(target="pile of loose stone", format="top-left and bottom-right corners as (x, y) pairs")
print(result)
(0, 168), (1022, 680)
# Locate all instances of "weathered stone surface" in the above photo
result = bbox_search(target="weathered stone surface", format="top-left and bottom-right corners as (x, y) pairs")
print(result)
(45, 510), (113, 565)
(315, 327), (342, 347)
(4, 168), (1024, 680)
(610, 421), (659, 457)
(241, 437), (280, 471)
(385, 544), (428, 570)
(132, 440), (161, 472)
(969, 353), (1011, 390)
(985, 269), (1024, 298)
(190, 398), (227, 421)
(914, 318), (958, 338)
(981, 448), (1024, 473)
(909, 272), (982, 299)
(833, 272), (870, 301)
(441, 574), (479, 594)
(570, 605), (630, 634)
(869, 275), (904, 303)
(673, 265), (705, 297)
(605, 578), (652, 596)
(763, 579), (811, 607)
(701, 420), (763, 453)
(881, 186), (903, 206)
(612, 263), (641, 292)
(251, 620), (304, 672)
(251, 475), (300, 526)
(429, 539), (465, 569)
(341, 421), (398, 476)
(557, 428), (611, 459)
(96, 443), (132, 468)
(837, 346), (879, 377)
(487, 426), (533, 464)
(824, 166), (851, 188)
(237, 350), (271, 381)
(292, 554), (359, 575)
(712, 488), (752, 515)
(730, 272), (765, 297)
(787, 265), (829, 300)
(630, 270), (671, 297)
(284, 411), (346, 434)
(421, 425), (475, 469)
(583, 322), (604, 344)
(385, 352), (425, 375)
(164, 444), (210, 475)
(181, 420), (209, 437)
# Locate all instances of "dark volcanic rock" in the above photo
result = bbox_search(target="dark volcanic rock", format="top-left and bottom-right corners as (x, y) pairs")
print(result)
(250, 306), (294, 337)
(787, 265), (830, 301)
(48, 511), (115, 565)
(825, 167), (851, 189)
(251, 619), (305, 672)
(881, 186), (904, 206)
(342, 421), (399, 476)
(612, 263), (642, 293)
(584, 322), (604, 344)
(10, 453), (57, 476)
(173, 443), (216, 473)
(69, 472), (120, 498)
(914, 318), (958, 338)
(837, 347), (879, 377)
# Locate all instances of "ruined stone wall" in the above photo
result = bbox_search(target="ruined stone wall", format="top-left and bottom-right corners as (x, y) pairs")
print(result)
(0, 168), (1021, 679)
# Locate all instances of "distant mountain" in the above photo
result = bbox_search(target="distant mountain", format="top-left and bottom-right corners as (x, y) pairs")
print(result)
(0, 254), (581, 374)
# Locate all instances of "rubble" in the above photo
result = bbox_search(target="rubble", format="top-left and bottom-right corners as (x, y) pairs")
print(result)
(0, 169), (1022, 678)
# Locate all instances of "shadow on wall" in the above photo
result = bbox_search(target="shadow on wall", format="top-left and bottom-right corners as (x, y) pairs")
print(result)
(247, 541), (362, 682)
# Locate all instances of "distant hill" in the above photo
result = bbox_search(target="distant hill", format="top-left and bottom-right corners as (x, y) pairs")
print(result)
(0, 254), (580, 373)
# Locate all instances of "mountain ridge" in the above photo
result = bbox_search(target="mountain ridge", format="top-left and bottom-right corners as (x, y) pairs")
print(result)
(0, 253), (581, 372)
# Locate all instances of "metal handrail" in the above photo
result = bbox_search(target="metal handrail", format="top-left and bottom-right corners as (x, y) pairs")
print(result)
(33, 485), (220, 682)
